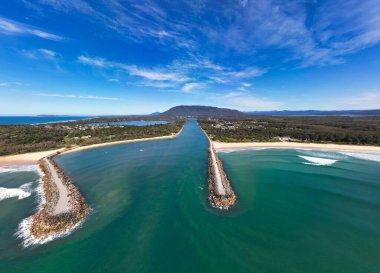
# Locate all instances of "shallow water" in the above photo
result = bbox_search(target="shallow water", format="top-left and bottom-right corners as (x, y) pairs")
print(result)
(0, 119), (380, 273)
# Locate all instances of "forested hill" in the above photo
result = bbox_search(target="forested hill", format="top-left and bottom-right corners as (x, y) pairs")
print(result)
(160, 105), (243, 117)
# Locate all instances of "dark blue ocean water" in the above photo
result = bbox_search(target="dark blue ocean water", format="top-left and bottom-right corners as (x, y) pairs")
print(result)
(0, 116), (91, 125)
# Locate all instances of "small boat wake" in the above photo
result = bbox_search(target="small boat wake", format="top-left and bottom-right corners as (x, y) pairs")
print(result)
(298, 155), (337, 166)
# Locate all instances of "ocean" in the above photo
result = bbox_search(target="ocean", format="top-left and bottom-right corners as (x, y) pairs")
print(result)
(0, 116), (91, 125)
(0, 119), (379, 273)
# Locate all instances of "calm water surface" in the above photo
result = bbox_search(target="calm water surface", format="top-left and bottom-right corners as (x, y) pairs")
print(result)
(0, 119), (380, 273)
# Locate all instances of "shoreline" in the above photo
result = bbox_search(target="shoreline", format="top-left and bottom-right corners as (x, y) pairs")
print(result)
(0, 127), (184, 166)
(212, 141), (380, 153)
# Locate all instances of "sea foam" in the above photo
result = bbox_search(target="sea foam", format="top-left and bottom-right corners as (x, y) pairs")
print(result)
(340, 152), (380, 163)
(298, 155), (337, 166)
(0, 182), (34, 201)
(16, 216), (86, 248)
(0, 165), (39, 173)
(298, 150), (347, 160)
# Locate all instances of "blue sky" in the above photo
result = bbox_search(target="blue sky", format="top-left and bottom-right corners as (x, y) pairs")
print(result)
(0, 0), (380, 115)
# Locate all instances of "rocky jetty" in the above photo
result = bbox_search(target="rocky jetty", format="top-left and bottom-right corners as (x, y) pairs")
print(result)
(207, 145), (237, 209)
(17, 153), (89, 246)
(202, 129), (237, 209)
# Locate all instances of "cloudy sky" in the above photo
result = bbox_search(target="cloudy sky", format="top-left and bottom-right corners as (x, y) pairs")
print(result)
(1, 0), (380, 115)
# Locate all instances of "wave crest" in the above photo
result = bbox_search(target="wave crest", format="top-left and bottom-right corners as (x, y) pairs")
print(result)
(0, 182), (34, 201)
(298, 155), (337, 166)
(340, 152), (380, 163)
(0, 165), (39, 174)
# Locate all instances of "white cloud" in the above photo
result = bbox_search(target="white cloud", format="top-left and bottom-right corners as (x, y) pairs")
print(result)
(36, 0), (193, 49)
(137, 81), (174, 88)
(107, 78), (119, 82)
(182, 82), (204, 93)
(0, 16), (63, 41)
(208, 76), (228, 84)
(243, 83), (251, 87)
(35, 93), (120, 100)
(20, 48), (58, 60)
(78, 56), (108, 67)
(340, 92), (380, 109)
(127, 65), (188, 82)
(23, 0), (380, 68)
(313, 0), (380, 56)
(224, 91), (246, 98)
(78, 55), (189, 83)
(227, 67), (266, 78)
(222, 91), (282, 110)
(0, 82), (22, 87)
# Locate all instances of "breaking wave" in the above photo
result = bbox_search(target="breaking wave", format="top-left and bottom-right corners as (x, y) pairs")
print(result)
(218, 148), (268, 153)
(16, 216), (86, 248)
(298, 150), (347, 160)
(0, 182), (34, 201)
(299, 156), (338, 166)
(0, 165), (39, 174)
(340, 152), (380, 163)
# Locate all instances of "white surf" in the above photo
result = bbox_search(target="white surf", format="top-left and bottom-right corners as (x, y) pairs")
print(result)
(299, 155), (337, 166)
(0, 182), (33, 201)
(340, 152), (380, 163)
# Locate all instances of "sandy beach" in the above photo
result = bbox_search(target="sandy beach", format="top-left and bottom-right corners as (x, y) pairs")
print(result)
(212, 141), (380, 153)
(0, 150), (63, 166)
(0, 129), (183, 166)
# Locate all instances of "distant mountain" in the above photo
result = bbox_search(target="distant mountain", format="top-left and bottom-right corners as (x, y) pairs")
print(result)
(245, 109), (380, 116)
(148, 112), (161, 116)
(160, 105), (243, 117)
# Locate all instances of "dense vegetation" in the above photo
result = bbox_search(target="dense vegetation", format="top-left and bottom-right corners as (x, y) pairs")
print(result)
(199, 116), (380, 145)
(0, 118), (184, 156)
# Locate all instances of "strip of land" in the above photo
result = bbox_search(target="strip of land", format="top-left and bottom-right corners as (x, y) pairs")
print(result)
(41, 157), (71, 215)
(17, 155), (90, 247)
(212, 141), (380, 152)
(61, 129), (182, 155)
(202, 129), (236, 209)
(0, 129), (183, 166)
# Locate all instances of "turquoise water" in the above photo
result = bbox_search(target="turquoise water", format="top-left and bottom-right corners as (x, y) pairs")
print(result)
(0, 116), (91, 125)
(0, 119), (380, 273)
(88, 120), (171, 126)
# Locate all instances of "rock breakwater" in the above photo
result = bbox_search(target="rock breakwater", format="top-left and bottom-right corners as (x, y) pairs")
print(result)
(201, 129), (237, 209)
(17, 153), (89, 247)
(207, 145), (237, 209)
